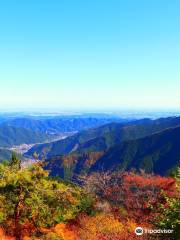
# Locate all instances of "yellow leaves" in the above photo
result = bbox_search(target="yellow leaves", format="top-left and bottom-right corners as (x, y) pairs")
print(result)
(0, 162), (85, 238)
(31, 165), (49, 178)
(75, 214), (151, 240)
(125, 220), (137, 233)
(77, 213), (123, 240)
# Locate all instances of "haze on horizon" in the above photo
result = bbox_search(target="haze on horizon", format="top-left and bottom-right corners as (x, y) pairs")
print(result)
(0, 0), (180, 110)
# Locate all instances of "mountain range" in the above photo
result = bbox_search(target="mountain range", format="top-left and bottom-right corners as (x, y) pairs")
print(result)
(0, 114), (179, 176)
(1, 116), (124, 134)
(26, 116), (180, 159)
(0, 124), (50, 148)
(90, 125), (180, 175)
(0, 116), (125, 148)
(42, 126), (180, 178)
(23, 116), (180, 177)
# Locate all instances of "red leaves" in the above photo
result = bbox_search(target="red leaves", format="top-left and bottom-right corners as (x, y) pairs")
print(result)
(84, 171), (177, 224)
(124, 173), (176, 194)
(121, 173), (177, 221)
(1, 170), (179, 239)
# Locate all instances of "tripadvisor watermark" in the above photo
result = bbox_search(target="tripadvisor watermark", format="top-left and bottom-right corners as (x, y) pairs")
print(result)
(135, 227), (173, 236)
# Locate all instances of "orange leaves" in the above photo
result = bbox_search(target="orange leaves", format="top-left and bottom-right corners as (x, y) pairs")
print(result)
(82, 171), (178, 224)
(54, 223), (78, 240)
(76, 213), (123, 240)
(1, 170), (179, 239)
(22, 237), (31, 240)
(72, 214), (148, 240)
(0, 228), (15, 240)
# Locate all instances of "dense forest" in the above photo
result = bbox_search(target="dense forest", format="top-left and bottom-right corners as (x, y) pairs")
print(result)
(0, 154), (179, 240)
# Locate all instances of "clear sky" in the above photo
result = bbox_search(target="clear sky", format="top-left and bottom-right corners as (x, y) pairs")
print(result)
(0, 0), (180, 110)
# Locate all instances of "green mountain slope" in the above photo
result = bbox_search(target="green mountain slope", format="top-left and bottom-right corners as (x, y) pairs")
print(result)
(0, 125), (50, 147)
(44, 126), (180, 178)
(91, 126), (180, 175)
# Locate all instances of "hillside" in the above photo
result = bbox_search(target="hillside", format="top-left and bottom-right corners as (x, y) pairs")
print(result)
(0, 125), (50, 147)
(44, 126), (180, 178)
(26, 116), (180, 159)
(0, 159), (179, 239)
(0, 149), (13, 162)
(91, 126), (180, 175)
(0, 148), (25, 162)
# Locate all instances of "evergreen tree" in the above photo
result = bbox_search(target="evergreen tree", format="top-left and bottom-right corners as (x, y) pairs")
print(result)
(0, 161), (83, 239)
(10, 152), (21, 170)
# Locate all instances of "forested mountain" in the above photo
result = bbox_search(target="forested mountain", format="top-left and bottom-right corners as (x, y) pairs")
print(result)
(43, 126), (180, 178)
(26, 116), (180, 159)
(1, 157), (179, 239)
(0, 125), (50, 147)
(91, 126), (180, 175)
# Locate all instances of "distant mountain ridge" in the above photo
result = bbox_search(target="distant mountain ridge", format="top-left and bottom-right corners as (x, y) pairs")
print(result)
(0, 125), (50, 148)
(2, 117), (126, 134)
(26, 116), (180, 159)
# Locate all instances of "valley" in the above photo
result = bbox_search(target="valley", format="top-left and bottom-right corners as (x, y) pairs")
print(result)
(9, 132), (73, 154)
(0, 113), (179, 239)
(0, 114), (180, 175)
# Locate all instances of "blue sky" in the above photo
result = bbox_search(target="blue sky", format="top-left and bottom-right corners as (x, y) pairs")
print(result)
(0, 0), (180, 110)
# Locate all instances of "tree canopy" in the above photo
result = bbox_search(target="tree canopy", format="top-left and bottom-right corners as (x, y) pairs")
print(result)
(0, 158), (86, 239)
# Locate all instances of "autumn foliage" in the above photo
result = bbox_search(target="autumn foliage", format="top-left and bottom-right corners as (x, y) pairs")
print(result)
(0, 157), (179, 239)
